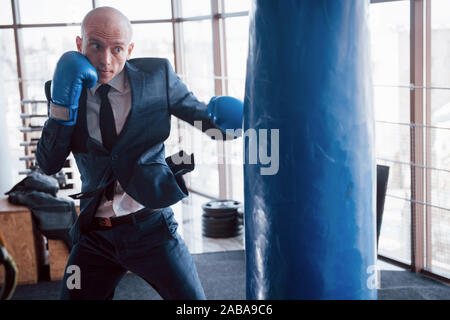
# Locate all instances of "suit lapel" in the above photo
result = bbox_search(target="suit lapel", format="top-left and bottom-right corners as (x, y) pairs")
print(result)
(79, 87), (108, 154)
(114, 62), (144, 143)
(125, 61), (145, 112)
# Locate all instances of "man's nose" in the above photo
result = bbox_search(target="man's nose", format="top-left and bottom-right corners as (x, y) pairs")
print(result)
(99, 49), (112, 66)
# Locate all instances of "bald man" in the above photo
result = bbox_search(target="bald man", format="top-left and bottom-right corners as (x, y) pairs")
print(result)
(36, 7), (243, 300)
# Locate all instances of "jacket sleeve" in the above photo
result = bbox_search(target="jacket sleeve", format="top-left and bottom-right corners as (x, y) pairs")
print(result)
(164, 59), (232, 140)
(36, 115), (74, 176)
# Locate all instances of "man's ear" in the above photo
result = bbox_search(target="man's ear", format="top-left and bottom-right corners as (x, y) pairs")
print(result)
(127, 42), (134, 60)
(76, 36), (83, 53)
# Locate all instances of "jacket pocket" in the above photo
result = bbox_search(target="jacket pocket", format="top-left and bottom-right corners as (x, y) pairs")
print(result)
(125, 160), (188, 209)
(137, 143), (166, 165)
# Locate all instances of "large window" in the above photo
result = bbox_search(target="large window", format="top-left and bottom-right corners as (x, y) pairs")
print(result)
(0, 0), (13, 24)
(224, 15), (249, 203)
(181, 0), (211, 17)
(96, 0), (172, 20)
(0, 28), (20, 190)
(180, 19), (219, 197)
(371, 0), (450, 280)
(131, 23), (174, 65)
(370, 0), (412, 264)
(428, 0), (450, 278)
(18, 0), (92, 24)
(21, 26), (81, 98)
(223, 0), (251, 13)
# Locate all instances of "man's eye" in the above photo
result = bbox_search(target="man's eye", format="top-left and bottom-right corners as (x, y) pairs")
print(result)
(114, 47), (122, 53)
(91, 43), (100, 49)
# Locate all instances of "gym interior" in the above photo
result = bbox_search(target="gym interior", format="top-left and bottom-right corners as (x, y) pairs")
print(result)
(0, 0), (449, 301)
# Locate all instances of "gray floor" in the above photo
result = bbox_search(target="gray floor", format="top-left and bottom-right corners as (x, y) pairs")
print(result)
(12, 250), (246, 300)
(11, 250), (450, 300)
(378, 269), (450, 300)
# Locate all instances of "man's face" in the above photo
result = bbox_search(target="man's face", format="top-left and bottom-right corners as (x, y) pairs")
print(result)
(76, 20), (134, 84)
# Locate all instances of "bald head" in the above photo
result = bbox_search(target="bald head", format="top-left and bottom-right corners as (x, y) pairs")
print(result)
(76, 6), (135, 83)
(81, 7), (133, 42)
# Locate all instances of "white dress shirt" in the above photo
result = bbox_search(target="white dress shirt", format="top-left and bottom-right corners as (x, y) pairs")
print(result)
(86, 69), (145, 218)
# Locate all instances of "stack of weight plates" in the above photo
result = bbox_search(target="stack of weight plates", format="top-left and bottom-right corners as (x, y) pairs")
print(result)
(202, 200), (243, 238)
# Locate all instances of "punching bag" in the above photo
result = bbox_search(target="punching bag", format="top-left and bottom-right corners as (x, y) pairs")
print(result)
(244, 0), (377, 299)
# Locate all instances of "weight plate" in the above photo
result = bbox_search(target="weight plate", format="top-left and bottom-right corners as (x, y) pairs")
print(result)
(202, 200), (242, 215)
(202, 214), (237, 223)
(202, 228), (242, 238)
(202, 223), (241, 232)
(202, 224), (237, 232)
(203, 210), (237, 218)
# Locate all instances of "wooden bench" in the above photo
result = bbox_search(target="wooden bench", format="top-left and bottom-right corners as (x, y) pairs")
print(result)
(0, 197), (39, 285)
(0, 196), (79, 282)
(47, 239), (71, 281)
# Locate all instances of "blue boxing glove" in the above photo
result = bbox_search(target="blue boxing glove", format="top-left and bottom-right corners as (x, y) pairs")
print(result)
(49, 51), (98, 126)
(207, 96), (243, 137)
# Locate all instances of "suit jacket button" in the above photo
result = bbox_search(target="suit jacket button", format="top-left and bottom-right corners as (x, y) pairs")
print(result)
(112, 155), (118, 161)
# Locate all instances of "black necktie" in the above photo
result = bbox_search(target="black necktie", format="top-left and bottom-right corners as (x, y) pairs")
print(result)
(97, 84), (117, 201)
(97, 84), (117, 152)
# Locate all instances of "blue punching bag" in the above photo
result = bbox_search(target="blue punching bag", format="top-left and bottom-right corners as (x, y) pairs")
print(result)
(244, 0), (377, 299)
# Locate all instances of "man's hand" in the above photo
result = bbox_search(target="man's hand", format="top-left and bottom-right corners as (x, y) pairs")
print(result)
(50, 51), (98, 126)
(207, 96), (243, 137)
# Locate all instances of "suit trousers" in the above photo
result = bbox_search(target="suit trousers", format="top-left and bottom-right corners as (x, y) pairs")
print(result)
(59, 207), (206, 300)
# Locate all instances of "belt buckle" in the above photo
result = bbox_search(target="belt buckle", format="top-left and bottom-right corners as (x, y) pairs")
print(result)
(96, 217), (112, 228)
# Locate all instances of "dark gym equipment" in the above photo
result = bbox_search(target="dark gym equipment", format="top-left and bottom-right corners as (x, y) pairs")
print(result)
(202, 200), (243, 238)
(376, 164), (390, 246)
(0, 232), (18, 300)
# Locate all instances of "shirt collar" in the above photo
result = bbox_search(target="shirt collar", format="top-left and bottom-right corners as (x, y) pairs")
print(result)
(90, 68), (127, 95)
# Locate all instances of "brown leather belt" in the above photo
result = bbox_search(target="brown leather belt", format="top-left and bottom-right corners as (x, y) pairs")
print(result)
(93, 207), (161, 229)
